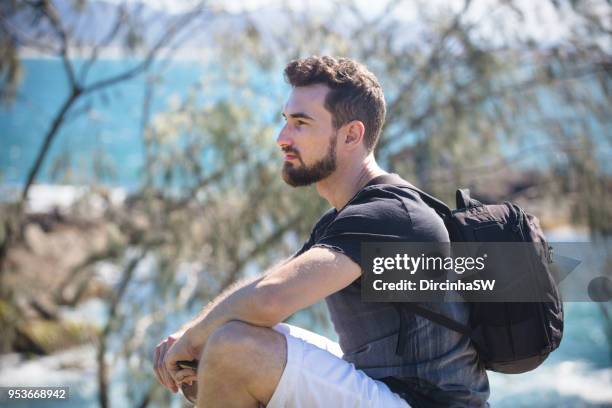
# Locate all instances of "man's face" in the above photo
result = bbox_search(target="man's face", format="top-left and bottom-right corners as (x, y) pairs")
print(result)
(277, 84), (339, 187)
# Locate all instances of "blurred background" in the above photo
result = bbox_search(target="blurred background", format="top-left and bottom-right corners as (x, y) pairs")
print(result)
(0, 0), (610, 406)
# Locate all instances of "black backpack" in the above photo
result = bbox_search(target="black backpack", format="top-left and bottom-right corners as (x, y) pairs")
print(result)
(378, 175), (563, 374)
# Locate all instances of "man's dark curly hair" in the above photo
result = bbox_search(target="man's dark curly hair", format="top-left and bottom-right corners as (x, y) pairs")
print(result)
(284, 56), (386, 152)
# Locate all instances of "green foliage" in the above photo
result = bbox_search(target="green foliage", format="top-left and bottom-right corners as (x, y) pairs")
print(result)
(0, 37), (22, 104)
(0, 297), (20, 353)
(21, 319), (99, 354)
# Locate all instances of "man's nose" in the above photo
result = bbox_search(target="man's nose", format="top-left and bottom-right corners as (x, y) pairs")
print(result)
(276, 124), (293, 149)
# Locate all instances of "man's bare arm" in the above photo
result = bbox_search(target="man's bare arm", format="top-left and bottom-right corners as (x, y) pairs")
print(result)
(155, 247), (361, 391)
(184, 247), (361, 351)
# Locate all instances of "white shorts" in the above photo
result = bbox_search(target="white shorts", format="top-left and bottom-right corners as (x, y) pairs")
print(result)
(267, 323), (410, 408)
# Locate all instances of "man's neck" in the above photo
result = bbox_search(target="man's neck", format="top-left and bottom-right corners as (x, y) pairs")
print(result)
(315, 155), (387, 210)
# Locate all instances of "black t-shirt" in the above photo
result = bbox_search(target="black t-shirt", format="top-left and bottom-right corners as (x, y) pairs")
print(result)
(294, 173), (449, 267)
(293, 173), (450, 359)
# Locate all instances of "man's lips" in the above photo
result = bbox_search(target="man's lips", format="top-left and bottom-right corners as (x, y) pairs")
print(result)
(284, 153), (298, 160)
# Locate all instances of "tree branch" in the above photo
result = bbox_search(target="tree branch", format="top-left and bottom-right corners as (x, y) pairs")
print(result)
(83, 4), (206, 95)
(20, 87), (81, 204)
(97, 250), (146, 408)
(221, 211), (304, 290)
(79, 4), (127, 83)
(382, 0), (474, 150)
(41, 1), (78, 89)
(0, 10), (58, 53)
(18, 1), (208, 208)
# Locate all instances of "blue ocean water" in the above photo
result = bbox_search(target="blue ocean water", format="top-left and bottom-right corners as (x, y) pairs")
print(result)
(0, 58), (286, 191)
(3, 59), (150, 189)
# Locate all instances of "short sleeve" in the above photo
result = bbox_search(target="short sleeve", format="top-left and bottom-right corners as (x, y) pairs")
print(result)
(314, 192), (415, 266)
(291, 233), (314, 259)
(291, 208), (338, 259)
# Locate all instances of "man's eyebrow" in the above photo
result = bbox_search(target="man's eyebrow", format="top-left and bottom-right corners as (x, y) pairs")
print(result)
(281, 112), (315, 121)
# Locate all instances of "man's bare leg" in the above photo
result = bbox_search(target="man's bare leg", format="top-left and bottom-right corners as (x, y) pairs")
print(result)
(196, 321), (287, 408)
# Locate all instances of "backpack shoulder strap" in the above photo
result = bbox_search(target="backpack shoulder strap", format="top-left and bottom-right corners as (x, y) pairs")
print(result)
(456, 189), (483, 209)
(402, 303), (471, 334)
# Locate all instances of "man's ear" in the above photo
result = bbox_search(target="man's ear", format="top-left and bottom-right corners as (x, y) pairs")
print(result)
(342, 120), (366, 150)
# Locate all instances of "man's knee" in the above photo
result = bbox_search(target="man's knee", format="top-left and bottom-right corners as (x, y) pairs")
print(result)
(202, 321), (279, 365)
(196, 321), (287, 405)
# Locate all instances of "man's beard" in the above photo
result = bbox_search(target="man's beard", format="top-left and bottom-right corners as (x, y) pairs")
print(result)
(282, 132), (338, 187)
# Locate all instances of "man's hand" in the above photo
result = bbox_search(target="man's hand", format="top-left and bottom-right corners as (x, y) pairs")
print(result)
(154, 330), (199, 393)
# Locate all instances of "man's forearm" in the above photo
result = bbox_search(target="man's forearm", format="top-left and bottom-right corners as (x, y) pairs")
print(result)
(182, 273), (281, 352)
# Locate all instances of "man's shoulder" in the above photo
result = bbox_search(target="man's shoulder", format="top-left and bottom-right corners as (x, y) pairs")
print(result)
(313, 207), (338, 228)
(338, 181), (449, 241)
(341, 182), (425, 220)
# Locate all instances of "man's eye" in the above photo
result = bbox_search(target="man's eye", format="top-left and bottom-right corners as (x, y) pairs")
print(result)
(296, 120), (306, 126)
